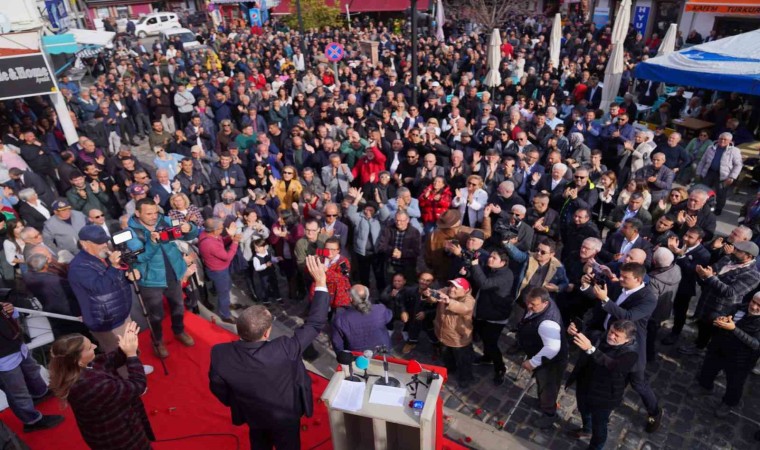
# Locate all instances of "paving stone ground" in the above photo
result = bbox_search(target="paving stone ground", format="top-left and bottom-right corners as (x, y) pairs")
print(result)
(130, 117), (760, 450)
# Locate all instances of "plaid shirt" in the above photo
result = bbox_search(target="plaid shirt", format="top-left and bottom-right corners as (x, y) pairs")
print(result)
(391, 229), (406, 265)
(67, 351), (154, 450)
(698, 256), (760, 320)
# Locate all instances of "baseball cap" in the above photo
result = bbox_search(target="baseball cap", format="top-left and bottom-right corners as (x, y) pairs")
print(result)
(733, 241), (759, 257)
(78, 225), (110, 244)
(449, 278), (471, 291)
(469, 230), (486, 241)
(128, 184), (147, 195)
(51, 200), (71, 211)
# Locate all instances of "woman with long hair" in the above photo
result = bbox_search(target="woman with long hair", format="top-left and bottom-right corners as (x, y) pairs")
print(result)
(48, 322), (154, 450)
(593, 171), (618, 231)
(650, 186), (688, 223)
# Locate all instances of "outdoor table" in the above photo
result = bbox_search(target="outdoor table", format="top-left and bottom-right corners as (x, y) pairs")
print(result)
(672, 117), (714, 139)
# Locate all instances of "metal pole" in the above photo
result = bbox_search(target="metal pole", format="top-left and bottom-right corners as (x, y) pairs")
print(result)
(295, 0), (307, 56)
(411, 0), (418, 107)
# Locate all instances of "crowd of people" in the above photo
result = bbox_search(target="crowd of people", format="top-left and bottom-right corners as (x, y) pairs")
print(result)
(0, 9), (758, 450)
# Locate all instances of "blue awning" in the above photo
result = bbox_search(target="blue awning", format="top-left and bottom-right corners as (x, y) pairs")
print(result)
(42, 34), (78, 55)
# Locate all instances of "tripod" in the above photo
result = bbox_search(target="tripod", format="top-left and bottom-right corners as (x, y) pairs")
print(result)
(127, 267), (169, 376)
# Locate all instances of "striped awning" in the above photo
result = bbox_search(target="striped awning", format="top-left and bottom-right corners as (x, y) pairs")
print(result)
(76, 46), (104, 58)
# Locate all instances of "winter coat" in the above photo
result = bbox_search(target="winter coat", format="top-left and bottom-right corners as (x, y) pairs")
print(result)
(308, 256), (351, 309)
(419, 185), (453, 224)
(697, 256), (760, 322)
(345, 204), (390, 256)
(648, 264), (682, 322)
(67, 250), (133, 333)
(451, 188), (489, 227)
(567, 336), (638, 410)
(708, 303), (760, 369)
(331, 304), (392, 352)
(125, 215), (199, 288)
(272, 179), (303, 211)
(425, 220), (492, 281)
(470, 264), (514, 322)
(351, 146), (387, 185)
(696, 144), (743, 181)
(42, 210), (87, 255)
(434, 293), (475, 348)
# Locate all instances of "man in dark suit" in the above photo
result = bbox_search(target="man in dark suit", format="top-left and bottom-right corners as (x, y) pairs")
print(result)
(585, 76), (602, 110)
(17, 189), (52, 232)
(529, 163), (569, 210)
(603, 193), (653, 230)
(581, 262), (662, 433)
(661, 226), (711, 345)
(209, 256), (329, 450)
(599, 218), (653, 268)
(7, 168), (56, 207)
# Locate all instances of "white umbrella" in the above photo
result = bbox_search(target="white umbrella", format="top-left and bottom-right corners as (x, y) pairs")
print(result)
(657, 23), (677, 57)
(549, 13), (562, 68)
(601, 0), (631, 112)
(610, 0), (631, 45)
(655, 23), (678, 95)
(483, 28), (502, 89)
(435, 0), (445, 42)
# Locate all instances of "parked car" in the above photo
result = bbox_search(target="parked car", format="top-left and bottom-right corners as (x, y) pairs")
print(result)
(133, 12), (181, 38)
(159, 27), (201, 50)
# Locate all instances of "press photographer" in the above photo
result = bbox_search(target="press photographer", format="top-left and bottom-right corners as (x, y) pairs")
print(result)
(126, 198), (199, 359)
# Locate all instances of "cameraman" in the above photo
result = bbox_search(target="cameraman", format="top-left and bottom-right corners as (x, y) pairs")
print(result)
(490, 204), (533, 253)
(448, 230), (489, 279)
(126, 198), (199, 359)
(69, 225), (136, 355)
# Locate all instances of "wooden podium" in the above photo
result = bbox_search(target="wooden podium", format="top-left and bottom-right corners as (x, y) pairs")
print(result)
(321, 356), (445, 450)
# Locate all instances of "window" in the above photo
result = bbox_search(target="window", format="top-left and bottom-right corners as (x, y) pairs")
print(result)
(161, 15), (169, 22)
(116, 6), (129, 19)
(147, 18), (157, 25)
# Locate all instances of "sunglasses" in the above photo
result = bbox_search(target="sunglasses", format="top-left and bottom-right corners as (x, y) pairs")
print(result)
(574, 176), (587, 179)
(536, 250), (551, 255)
(283, 171), (294, 175)
(325, 214), (338, 218)
(90, 214), (104, 219)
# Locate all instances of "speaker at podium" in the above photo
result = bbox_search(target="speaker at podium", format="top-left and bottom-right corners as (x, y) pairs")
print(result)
(321, 353), (447, 450)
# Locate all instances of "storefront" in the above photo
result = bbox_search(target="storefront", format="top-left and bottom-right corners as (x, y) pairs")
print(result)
(680, 0), (760, 38)
(83, 0), (154, 24)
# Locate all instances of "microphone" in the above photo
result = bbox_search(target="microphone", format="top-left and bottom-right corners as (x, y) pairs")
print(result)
(374, 346), (400, 387)
(336, 351), (361, 382)
(355, 355), (370, 380)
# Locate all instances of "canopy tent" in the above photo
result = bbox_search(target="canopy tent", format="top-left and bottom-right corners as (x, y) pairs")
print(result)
(634, 29), (760, 96)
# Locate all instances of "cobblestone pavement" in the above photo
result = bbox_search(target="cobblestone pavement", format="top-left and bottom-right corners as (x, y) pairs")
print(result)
(131, 131), (760, 449)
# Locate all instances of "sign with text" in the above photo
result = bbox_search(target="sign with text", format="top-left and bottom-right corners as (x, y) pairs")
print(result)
(0, 53), (57, 101)
(684, 4), (760, 14)
(633, 6), (650, 37)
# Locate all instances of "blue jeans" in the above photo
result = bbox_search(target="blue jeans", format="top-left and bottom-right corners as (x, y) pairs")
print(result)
(0, 351), (47, 424)
(207, 268), (231, 319)
(577, 395), (612, 450)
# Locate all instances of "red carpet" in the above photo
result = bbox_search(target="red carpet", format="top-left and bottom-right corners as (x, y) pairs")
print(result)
(1, 312), (468, 450)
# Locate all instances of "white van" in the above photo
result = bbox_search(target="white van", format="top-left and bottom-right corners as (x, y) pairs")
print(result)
(133, 12), (181, 38)
(159, 28), (201, 50)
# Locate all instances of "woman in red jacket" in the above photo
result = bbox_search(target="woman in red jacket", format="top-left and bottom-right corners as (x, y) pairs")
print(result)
(419, 176), (452, 234)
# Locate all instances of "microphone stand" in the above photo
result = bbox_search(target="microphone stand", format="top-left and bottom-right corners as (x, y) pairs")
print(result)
(374, 345), (400, 387)
(127, 266), (169, 376)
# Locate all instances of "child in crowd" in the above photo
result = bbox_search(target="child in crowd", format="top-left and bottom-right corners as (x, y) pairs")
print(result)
(252, 239), (281, 303)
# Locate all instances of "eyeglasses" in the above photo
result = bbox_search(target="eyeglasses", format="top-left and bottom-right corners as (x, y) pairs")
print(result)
(536, 250), (551, 255)
(467, 182), (479, 186)
(574, 176), (587, 180)
(90, 214), (104, 219)
(283, 171), (294, 175)
(325, 214), (338, 217)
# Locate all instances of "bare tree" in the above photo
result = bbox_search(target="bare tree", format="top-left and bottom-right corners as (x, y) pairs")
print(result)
(444, 0), (532, 30)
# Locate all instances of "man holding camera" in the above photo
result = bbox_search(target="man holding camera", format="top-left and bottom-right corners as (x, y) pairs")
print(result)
(69, 225), (136, 354)
(432, 278), (476, 388)
(126, 199), (199, 358)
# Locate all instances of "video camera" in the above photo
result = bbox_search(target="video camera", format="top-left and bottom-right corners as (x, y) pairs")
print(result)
(111, 229), (144, 266)
(460, 249), (480, 277)
(494, 221), (520, 243)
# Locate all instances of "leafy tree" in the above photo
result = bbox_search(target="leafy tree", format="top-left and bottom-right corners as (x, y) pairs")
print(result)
(283, 0), (342, 31)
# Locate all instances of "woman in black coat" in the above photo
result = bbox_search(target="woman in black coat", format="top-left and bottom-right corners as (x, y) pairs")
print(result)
(566, 320), (638, 450)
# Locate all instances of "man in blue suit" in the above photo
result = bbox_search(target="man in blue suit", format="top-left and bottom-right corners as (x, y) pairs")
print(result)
(209, 256), (330, 450)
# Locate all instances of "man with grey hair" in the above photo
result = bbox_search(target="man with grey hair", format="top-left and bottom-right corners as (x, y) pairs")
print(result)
(16, 187), (51, 232)
(646, 248), (681, 363)
(384, 186), (423, 233)
(22, 252), (90, 338)
(210, 256), (330, 450)
(545, 106), (563, 130)
(530, 162), (569, 208)
(198, 218), (241, 324)
(673, 188), (717, 240)
(696, 131), (743, 215)
(331, 284), (392, 352)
